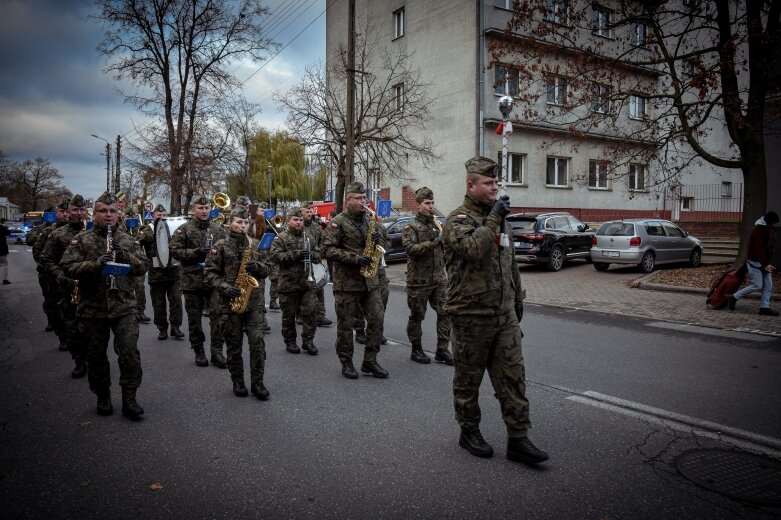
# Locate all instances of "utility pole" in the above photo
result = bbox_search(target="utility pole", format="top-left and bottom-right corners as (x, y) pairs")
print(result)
(345, 0), (356, 187)
(115, 135), (121, 194)
(267, 164), (273, 210)
(105, 142), (111, 192)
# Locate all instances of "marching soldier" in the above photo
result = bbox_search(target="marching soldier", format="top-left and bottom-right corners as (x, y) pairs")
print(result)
(322, 181), (388, 380)
(443, 157), (548, 465)
(354, 218), (389, 345)
(270, 207), (320, 355)
(40, 195), (89, 378)
(303, 204), (332, 327)
(126, 210), (151, 324)
(204, 207), (270, 400)
(169, 194), (227, 368)
(33, 199), (70, 349)
(60, 192), (148, 419)
(138, 204), (185, 340)
(402, 187), (453, 365)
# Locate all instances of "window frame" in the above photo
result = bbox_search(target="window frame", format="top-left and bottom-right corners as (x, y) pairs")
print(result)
(494, 63), (520, 97)
(546, 75), (568, 106)
(592, 5), (612, 38)
(546, 156), (569, 187)
(393, 7), (405, 40)
(393, 83), (405, 110)
(681, 197), (693, 212)
(630, 21), (647, 47)
(628, 163), (647, 191)
(721, 181), (733, 197)
(494, 0), (512, 9)
(496, 151), (526, 185)
(629, 95), (649, 119)
(590, 82), (610, 113)
(545, 0), (568, 25)
(588, 159), (609, 190)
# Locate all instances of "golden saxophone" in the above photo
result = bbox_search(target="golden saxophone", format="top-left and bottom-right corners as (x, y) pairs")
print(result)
(360, 205), (386, 278)
(229, 235), (260, 314)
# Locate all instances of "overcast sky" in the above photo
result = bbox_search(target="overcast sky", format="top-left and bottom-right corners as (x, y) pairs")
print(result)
(0, 0), (326, 202)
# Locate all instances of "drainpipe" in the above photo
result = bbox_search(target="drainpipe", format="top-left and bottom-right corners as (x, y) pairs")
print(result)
(477, 0), (485, 156)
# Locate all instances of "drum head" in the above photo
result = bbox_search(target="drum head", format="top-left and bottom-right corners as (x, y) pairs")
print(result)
(311, 263), (329, 288)
(155, 217), (190, 267)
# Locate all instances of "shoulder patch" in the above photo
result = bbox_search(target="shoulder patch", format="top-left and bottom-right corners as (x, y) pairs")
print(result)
(403, 225), (411, 231)
(456, 214), (467, 220)
(331, 222), (338, 228)
(175, 229), (183, 234)
(210, 248), (218, 255)
(69, 239), (78, 246)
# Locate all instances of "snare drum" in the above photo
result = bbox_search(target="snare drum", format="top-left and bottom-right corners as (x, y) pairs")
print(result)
(154, 216), (190, 267)
(311, 263), (329, 289)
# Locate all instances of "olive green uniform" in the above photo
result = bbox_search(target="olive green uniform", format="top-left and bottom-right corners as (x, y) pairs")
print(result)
(354, 223), (389, 335)
(34, 220), (68, 343)
(138, 223), (183, 331)
(303, 220), (327, 320)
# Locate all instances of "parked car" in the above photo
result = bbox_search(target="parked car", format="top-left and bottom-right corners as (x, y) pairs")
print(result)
(508, 212), (594, 271)
(382, 215), (446, 263)
(6, 227), (27, 244)
(590, 219), (702, 273)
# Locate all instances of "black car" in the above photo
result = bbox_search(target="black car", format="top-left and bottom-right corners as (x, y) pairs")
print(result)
(508, 212), (594, 271)
(382, 215), (446, 263)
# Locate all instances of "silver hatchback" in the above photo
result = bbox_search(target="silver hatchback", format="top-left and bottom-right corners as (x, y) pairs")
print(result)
(590, 219), (702, 273)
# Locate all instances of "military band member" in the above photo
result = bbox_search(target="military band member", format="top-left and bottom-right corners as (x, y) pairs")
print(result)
(322, 181), (388, 380)
(270, 207), (320, 355)
(126, 210), (151, 324)
(138, 204), (185, 341)
(60, 192), (148, 419)
(402, 187), (453, 365)
(33, 199), (70, 349)
(169, 194), (227, 368)
(443, 157), (547, 465)
(302, 204), (332, 327)
(204, 207), (270, 400)
(40, 195), (89, 378)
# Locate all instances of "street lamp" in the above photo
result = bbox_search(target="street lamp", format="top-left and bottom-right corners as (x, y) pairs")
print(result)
(91, 134), (111, 192)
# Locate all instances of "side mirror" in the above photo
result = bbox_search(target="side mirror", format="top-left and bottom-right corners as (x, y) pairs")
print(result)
(577, 224), (586, 232)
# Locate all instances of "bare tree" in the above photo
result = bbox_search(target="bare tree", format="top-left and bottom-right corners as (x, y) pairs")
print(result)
(274, 19), (438, 213)
(2, 157), (69, 212)
(95, 0), (275, 215)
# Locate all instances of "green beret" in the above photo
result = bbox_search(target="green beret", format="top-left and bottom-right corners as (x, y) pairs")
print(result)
(153, 204), (167, 213)
(345, 181), (365, 194)
(56, 197), (71, 210)
(234, 195), (251, 208)
(192, 194), (210, 206)
(69, 194), (87, 208)
(465, 156), (499, 178)
(95, 192), (119, 206)
(288, 207), (303, 218)
(229, 207), (249, 220)
(415, 187), (434, 202)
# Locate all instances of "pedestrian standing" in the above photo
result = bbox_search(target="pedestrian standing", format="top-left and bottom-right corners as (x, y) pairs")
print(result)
(442, 156), (548, 465)
(729, 210), (779, 316)
(0, 218), (10, 284)
(402, 187), (453, 365)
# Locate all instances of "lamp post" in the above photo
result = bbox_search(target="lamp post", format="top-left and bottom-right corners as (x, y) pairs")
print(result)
(497, 94), (514, 195)
(91, 134), (112, 192)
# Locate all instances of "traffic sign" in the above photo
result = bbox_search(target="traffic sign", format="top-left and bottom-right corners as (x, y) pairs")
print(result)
(143, 211), (154, 221)
(263, 209), (276, 219)
(116, 201), (125, 208)
(376, 199), (392, 218)
(144, 201), (153, 211)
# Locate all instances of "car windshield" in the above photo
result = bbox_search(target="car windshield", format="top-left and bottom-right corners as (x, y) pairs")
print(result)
(597, 222), (635, 236)
(509, 219), (537, 233)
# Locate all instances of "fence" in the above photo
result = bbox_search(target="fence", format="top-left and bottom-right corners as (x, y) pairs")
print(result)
(665, 183), (743, 223)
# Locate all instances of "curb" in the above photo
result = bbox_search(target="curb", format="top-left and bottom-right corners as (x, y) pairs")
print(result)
(632, 272), (781, 301)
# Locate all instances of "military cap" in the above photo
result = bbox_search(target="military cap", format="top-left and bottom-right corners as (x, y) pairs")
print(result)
(69, 194), (87, 208)
(95, 192), (119, 205)
(465, 156), (499, 178)
(192, 194), (210, 206)
(56, 197), (71, 210)
(154, 203), (167, 213)
(229, 206), (249, 220)
(287, 207), (303, 218)
(345, 181), (366, 194)
(234, 195), (251, 208)
(415, 186), (434, 202)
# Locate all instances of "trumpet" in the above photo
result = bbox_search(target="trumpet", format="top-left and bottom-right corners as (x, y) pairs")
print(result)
(304, 232), (315, 285)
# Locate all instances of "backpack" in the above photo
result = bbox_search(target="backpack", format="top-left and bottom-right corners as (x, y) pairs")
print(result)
(706, 265), (747, 309)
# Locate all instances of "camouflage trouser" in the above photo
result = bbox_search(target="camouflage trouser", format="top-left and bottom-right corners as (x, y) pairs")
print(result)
(316, 286), (326, 318)
(450, 311), (530, 438)
(280, 288), (318, 347)
(45, 274), (67, 344)
(335, 289), (383, 364)
(135, 274), (147, 315)
(150, 280), (183, 330)
(406, 280), (450, 349)
(269, 264), (279, 302)
(80, 314), (142, 393)
(183, 290), (224, 355)
(354, 268), (388, 334)
(38, 270), (57, 327)
(60, 298), (85, 363)
(220, 309), (266, 384)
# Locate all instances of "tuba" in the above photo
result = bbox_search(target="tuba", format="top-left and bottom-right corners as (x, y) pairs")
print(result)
(359, 205), (386, 278)
(229, 235), (260, 314)
(212, 192), (230, 225)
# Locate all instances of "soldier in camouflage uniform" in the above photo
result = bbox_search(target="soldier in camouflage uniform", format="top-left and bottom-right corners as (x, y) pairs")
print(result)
(137, 204), (184, 341)
(353, 219), (389, 344)
(33, 200), (70, 349)
(204, 207), (270, 400)
(60, 192), (148, 419)
(402, 187), (453, 365)
(322, 181), (388, 380)
(40, 195), (89, 378)
(270, 207), (320, 355)
(169, 194), (227, 368)
(303, 204), (332, 326)
(443, 157), (548, 466)
(126, 210), (151, 324)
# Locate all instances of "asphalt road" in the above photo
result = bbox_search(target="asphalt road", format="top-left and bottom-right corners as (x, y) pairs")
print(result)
(1, 243), (780, 519)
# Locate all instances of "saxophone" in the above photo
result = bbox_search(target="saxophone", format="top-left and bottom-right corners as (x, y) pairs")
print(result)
(229, 235), (260, 314)
(360, 205), (386, 278)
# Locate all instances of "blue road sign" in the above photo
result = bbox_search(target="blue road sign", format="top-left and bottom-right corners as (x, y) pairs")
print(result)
(376, 199), (392, 218)
(43, 211), (57, 223)
(263, 209), (276, 219)
(209, 208), (220, 219)
(125, 217), (140, 230)
(258, 232), (276, 251)
(143, 211), (154, 221)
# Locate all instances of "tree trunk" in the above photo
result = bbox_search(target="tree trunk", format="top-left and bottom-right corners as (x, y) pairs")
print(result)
(730, 138), (767, 270)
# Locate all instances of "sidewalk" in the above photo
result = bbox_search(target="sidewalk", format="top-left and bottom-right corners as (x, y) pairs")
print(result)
(384, 261), (781, 337)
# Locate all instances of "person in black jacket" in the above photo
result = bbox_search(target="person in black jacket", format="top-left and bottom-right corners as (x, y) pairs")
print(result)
(0, 218), (10, 284)
(729, 211), (779, 316)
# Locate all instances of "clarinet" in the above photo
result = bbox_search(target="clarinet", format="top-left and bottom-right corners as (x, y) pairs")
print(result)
(106, 223), (119, 292)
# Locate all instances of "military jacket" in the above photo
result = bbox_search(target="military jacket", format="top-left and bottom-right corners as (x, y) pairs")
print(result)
(402, 214), (446, 288)
(322, 208), (385, 292)
(32, 221), (66, 271)
(204, 232), (269, 314)
(138, 222), (181, 283)
(303, 221), (323, 248)
(443, 194), (524, 316)
(169, 218), (225, 292)
(40, 221), (86, 283)
(60, 225), (148, 318)
(270, 227), (321, 292)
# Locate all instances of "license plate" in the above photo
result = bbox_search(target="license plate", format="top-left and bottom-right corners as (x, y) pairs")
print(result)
(602, 251), (620, 257)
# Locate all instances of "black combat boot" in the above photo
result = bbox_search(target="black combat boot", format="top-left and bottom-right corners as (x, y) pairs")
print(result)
(121, 387), (144, 420)
(361, 359), (389, 378)
(269, 300), (280, 310)
(96, 392), (113, 416)
(354, 331), (366, 344)
(411, 348), (431, 364)
(295, 315), (303, 325)
(58, 342), (68, 352)
(341, 361), (359, 379)
(435, 348), (454, 366)
(507, 437), (549, 465)
(286, 343), (301, 354)
(302, 342), (318, 356)
(759, 307), (780, 316)
(316, 316), (332, 326)
(380, 336), (388, 345)
(71, 360), (87, 379)
(138, 313), (151, 323)
(170, 325), (185, 339)
(459, 429), (493, 458)
(251, 381), (270, 401)
(45, 322), (54, 332)
(264, 324), (272, 332)
(233, 380), (248, 397)
(210, 351), (227, 369)
(194, 347), (209, 367)
(157, 328), (168, 340)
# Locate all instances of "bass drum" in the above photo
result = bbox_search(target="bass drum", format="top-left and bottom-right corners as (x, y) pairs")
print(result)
(311, 263), (329, 289)
(154, 216), (191, 267)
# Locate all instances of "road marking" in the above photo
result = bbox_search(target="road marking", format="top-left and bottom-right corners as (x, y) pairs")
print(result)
(568, 390), (781, 458)
(645, 321), (778, 341)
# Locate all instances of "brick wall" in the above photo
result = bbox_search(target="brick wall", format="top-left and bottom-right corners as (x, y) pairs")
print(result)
(675, 221), (740, 238)
(401, 186), (417, 211)
(379, 187), (390, 201)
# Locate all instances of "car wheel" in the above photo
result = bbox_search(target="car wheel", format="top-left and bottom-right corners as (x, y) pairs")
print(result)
(593, 262), (609, 271)
(584, 255), (593, 264)
(689, 248), (702, 268)
(640, 251), (655, 273)
(547, 245), (564, 272)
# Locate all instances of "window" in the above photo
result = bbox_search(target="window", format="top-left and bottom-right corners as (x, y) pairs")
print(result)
(662, 222), (685, 238)
(494, 0), (512, 8)
(496, 151), (525, 184)
(546, 216), (573, 231)
(393, 7), (405, 39)
(681, 197), (693, 211)
(629, 95), (648, 119)
(494, 64), (519, 97)
(546, 76), (568, 105)
(546, 0), (568, 24)
(546, 157), (569, 187)
(630, 21), (646, 46)
(592, 6), (611, 37)
(721, 181), (733, 197)
(591, 83), (610, 113)
(393, 83), (404, 110)
(629, 164), (646, 191)
(645, 221), (665, 236)
(588, 160), (609, 189)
